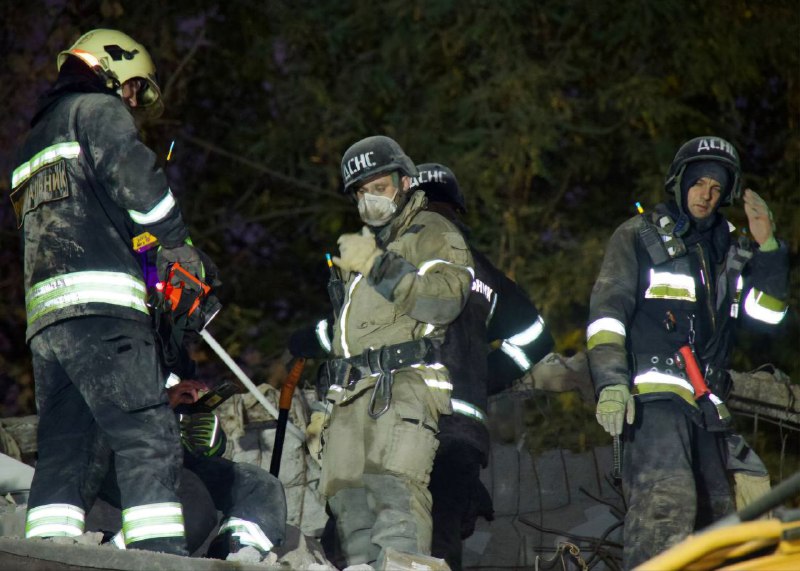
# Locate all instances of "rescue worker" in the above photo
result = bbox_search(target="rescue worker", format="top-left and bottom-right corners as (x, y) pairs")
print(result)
(412, 163), (554, 570)
(85, 380), (287, 560)
(10, 29), (210, 555)
(586, 136), (789, 569)
(320, 136), (473, 567)
(289, 162), (555, 569)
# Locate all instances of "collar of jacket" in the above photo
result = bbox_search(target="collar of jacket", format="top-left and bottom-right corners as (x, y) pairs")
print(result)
(658, 201), (731, 265)
(32, 60), (118, 127)
(376, 190), (428, 245)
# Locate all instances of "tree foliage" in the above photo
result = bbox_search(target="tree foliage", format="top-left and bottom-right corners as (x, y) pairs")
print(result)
(1, 0), (798, 415)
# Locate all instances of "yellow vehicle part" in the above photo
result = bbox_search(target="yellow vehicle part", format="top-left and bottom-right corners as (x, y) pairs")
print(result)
(636, 518), (800, 570)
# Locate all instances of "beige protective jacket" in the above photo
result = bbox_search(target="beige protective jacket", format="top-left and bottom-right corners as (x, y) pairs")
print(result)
(331, 191), (473, 408)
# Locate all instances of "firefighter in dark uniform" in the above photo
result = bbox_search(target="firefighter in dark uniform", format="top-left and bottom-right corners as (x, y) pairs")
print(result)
(586, 136), (789, 569)
(413, 163), (555, 570)
(11, 29), (211, 554)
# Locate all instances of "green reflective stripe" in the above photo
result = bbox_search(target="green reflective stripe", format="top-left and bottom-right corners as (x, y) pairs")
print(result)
(586, 317), (626, 349)
(633, 382), (697, 408)
(452, 399), (487, 423)
(744, 289), (788, 324)
(587, 330), (625, 350)
(219, 517), (274, 553)
(644, 285), (696, 301)
(12, 142), (81, 189)
(122, 502), (184, 543)
(25, 503), (85, 538)
(127, 189), (176, 225)
(644, 269), (696, 302)
(26, 271), (147, 326)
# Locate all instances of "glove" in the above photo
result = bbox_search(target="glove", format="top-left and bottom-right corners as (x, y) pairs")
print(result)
(180, 412), (224, 457)
(156, 242), (204, 282)
(305, 410), (327, 466)
(596, 384), (635, 436)
(332, 227), (382, 276)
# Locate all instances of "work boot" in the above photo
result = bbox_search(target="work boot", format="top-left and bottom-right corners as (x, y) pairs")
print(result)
(206, 530), (242, 559)
(207, 530), (272, 562)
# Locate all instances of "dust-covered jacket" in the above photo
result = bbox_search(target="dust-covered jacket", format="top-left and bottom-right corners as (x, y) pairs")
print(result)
(586, 201), (789, 427)
(11, 83), (189, 340)
(331, 190), (474, 406)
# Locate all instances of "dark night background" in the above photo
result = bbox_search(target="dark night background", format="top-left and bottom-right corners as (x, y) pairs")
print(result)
(1, 0), (798, 418)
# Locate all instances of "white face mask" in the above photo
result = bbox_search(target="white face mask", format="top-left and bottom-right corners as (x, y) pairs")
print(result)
(358, 191), (398, 226)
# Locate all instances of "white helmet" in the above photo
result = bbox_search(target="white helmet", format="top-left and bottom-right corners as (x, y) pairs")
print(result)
(58, 29), (164, 117)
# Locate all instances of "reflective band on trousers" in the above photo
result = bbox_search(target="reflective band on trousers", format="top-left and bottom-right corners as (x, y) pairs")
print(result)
(316, 318), (332, 353)
(122, 502), (184, 543)
(26, 271), (148, 327)
(12, 142), (81, 189)
(25, 503), (85, 538)
(743, 288), (788, 324)
(218, 517), (274, 553)
(644, 269), (696, 302)
(452, 399), (487, 423)
(127, 189), (177, 225)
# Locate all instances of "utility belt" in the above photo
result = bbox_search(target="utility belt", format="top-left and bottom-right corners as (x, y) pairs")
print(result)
(321, 338), (439, 389)
(319, 338), (441, 418)
(633, 353), (731, 398)
(633, 352), (732, 430)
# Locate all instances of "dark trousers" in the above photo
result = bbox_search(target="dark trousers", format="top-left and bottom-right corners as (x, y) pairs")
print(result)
(28, 317), (186, 554)
(622, 399), (733, 569)
(429, 439), (492, 571)
(183, 451), (288, 546)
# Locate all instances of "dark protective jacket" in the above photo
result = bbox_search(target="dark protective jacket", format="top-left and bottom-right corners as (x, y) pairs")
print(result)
(10, 72), (188, 341)
(437, 246), (553, 461)
(587, 201), (789, 427)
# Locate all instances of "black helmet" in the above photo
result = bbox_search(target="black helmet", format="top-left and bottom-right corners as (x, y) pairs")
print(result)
(340, 136), (418, 194)
(410, 163), (467, 213)
(664, 136), (742, 206)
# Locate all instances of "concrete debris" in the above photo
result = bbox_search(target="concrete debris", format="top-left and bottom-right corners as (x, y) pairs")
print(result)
(1, 355), (794, 570)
